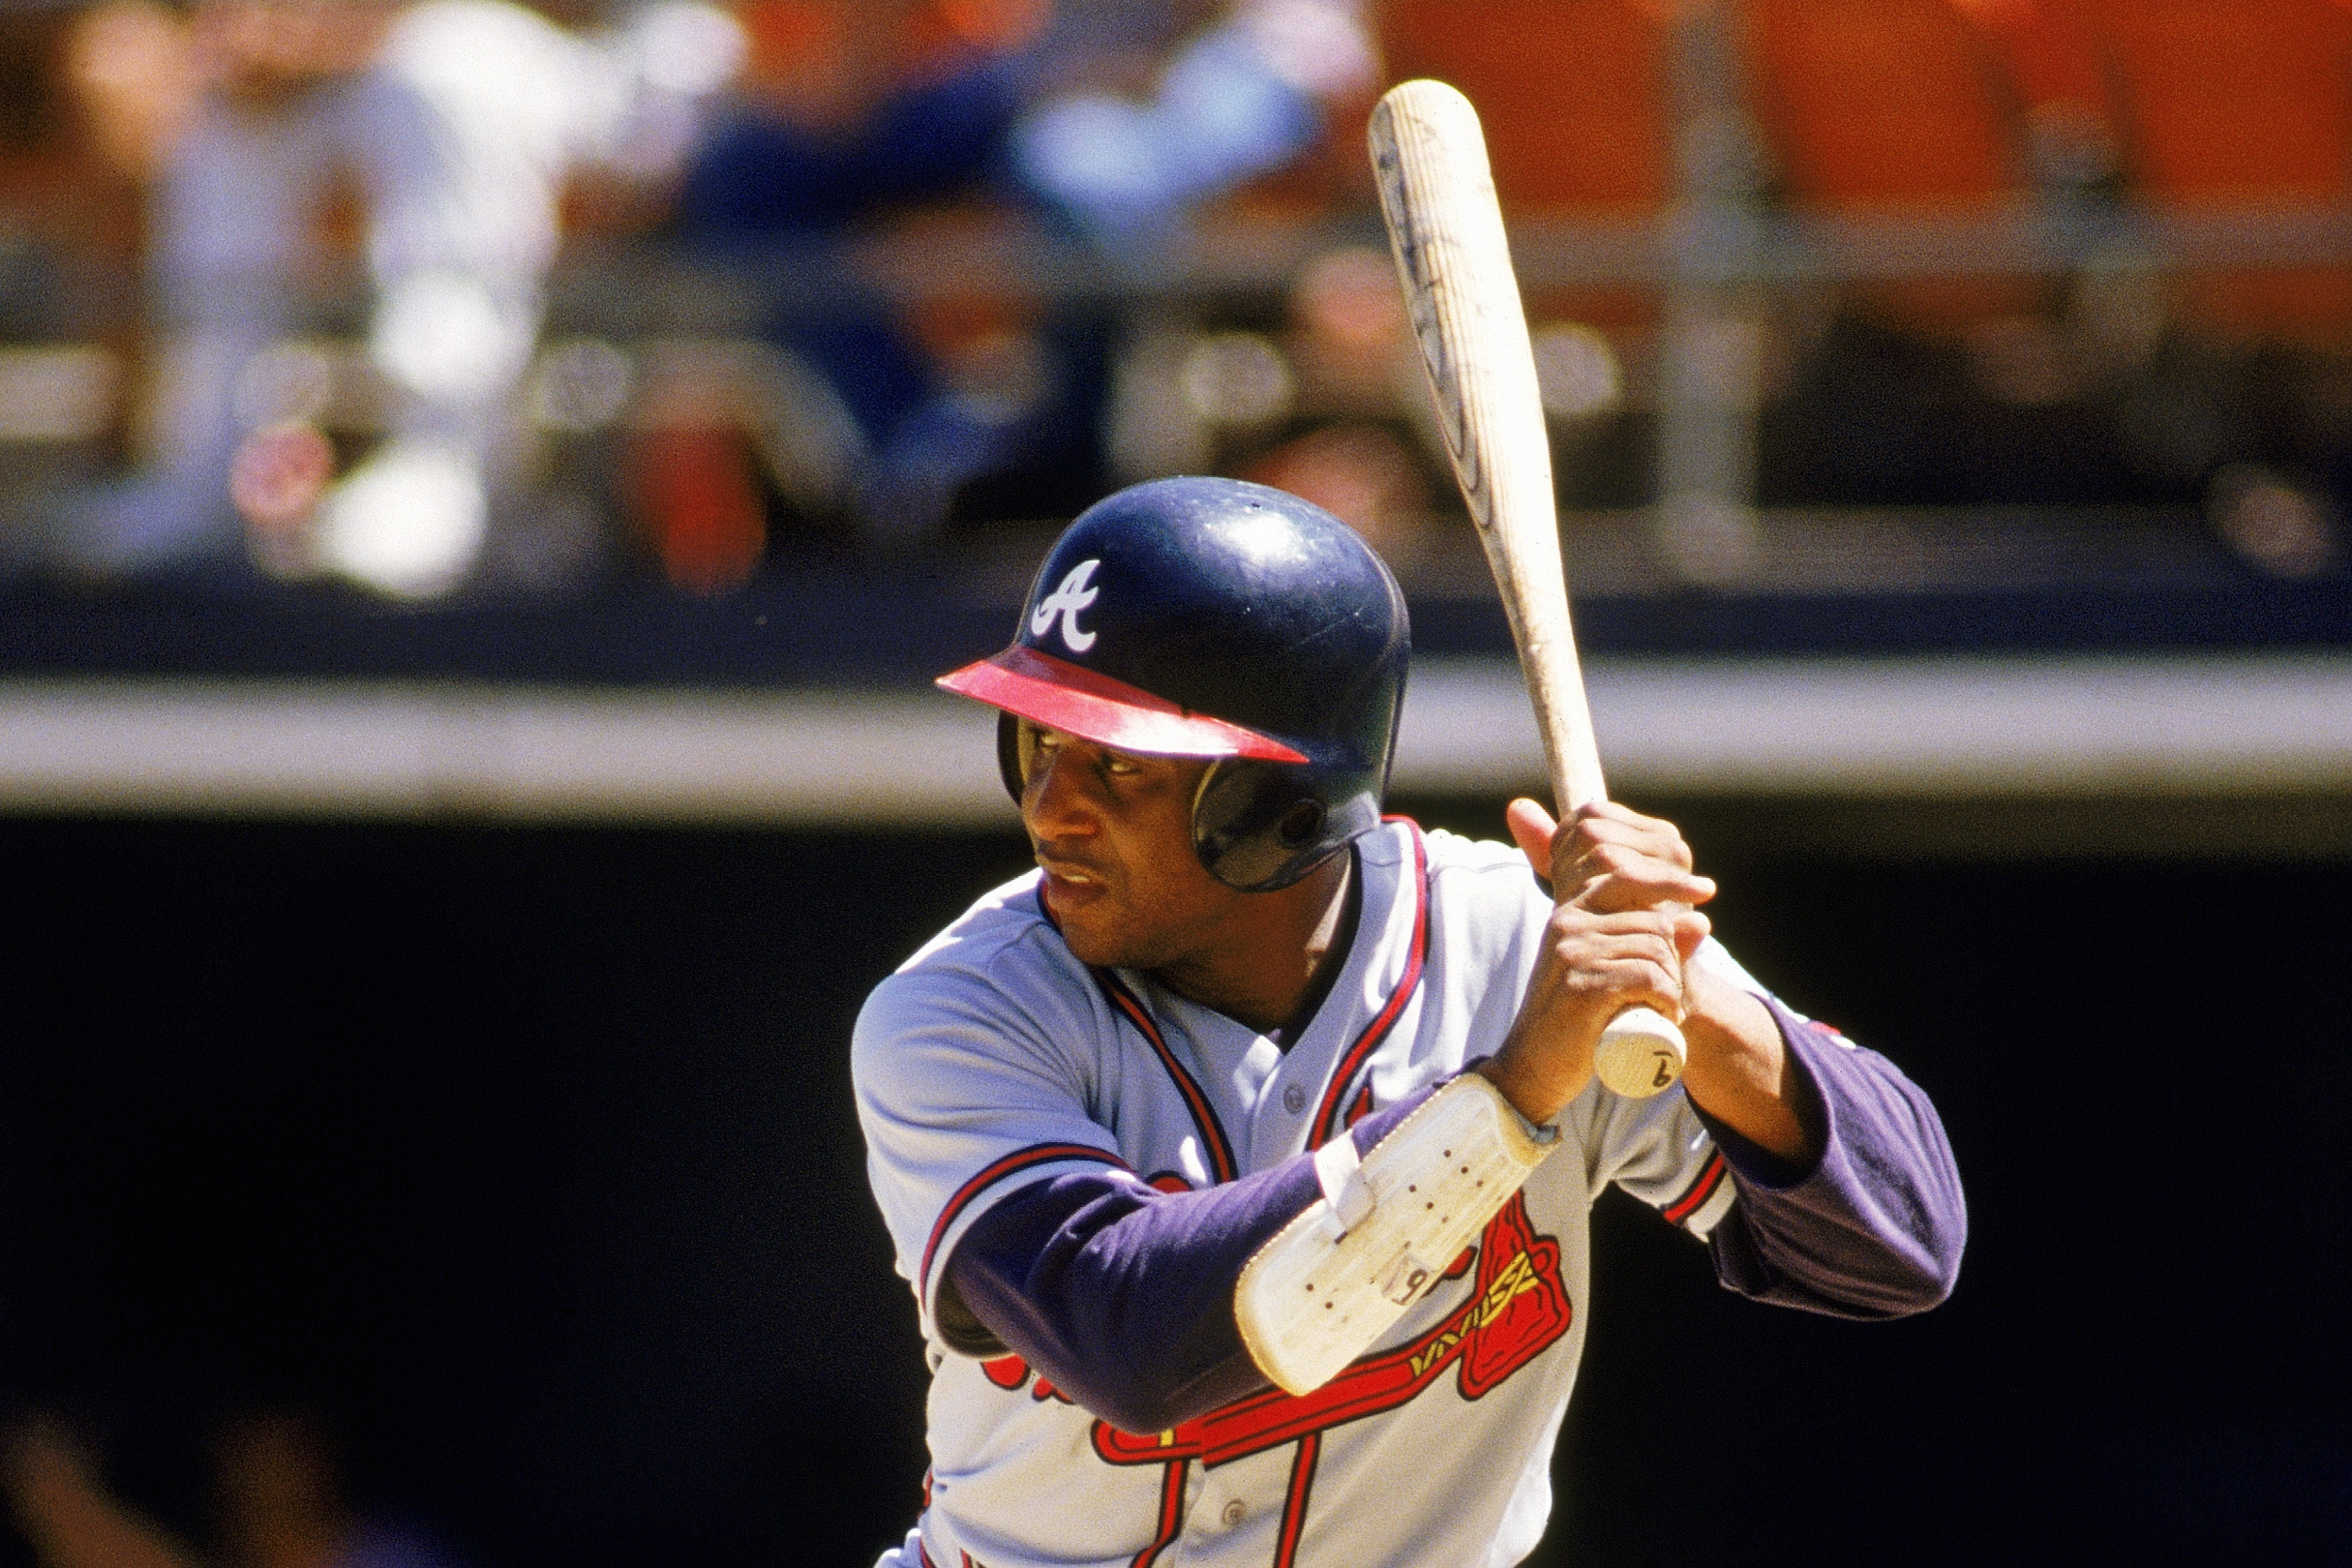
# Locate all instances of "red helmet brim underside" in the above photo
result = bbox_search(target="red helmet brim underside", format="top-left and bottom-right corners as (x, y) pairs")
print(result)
(936, 645), (1310, 764)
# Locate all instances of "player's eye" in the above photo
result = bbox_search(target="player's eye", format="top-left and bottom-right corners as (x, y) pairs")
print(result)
(1016, 723), (1146, 787)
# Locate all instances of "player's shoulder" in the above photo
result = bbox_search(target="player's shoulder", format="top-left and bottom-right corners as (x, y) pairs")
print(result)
(1417, 823), (1537, 876)
(1412, 822), (1546, 911)
(854, 870), (1098, 1054)
(1366, 821), (1548, 965)
(1355, 817), (1530, 877)
(892, 868), (1060, 977)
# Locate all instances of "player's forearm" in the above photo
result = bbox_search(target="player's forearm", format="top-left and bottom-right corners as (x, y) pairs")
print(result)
(1677, 971), (1821, 1164)
(944, 1087), (1436, 1434)
(1703, 1000), (1966, 1317)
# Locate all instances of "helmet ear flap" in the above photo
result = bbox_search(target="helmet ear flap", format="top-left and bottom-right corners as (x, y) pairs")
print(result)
(994, 711), (1025, 804)
(1194, 762), (1370, 892)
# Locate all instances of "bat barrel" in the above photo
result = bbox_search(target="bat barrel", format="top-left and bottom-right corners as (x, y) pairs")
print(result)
(1370, 80), (1607, 813)
(1373, 79), (1686, 1099)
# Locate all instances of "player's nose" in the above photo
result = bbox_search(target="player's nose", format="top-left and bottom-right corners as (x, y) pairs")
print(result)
(1021, 740), (1101, 838)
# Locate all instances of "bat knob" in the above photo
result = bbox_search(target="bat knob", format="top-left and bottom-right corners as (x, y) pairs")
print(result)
(1593, 1007), (1687, 1099)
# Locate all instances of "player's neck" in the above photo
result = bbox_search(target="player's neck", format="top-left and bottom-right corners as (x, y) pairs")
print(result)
(1153, 851), (1358, 1040)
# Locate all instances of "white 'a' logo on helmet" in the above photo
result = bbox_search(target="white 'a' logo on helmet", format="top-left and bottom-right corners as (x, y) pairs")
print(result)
(1030, 558), (1101, 653)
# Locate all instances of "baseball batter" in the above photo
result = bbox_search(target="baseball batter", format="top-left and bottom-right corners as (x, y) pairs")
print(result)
(854, 478), (1965, 1568)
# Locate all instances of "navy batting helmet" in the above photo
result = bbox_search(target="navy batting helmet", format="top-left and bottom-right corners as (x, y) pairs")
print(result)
(938, 476), (1410, 892)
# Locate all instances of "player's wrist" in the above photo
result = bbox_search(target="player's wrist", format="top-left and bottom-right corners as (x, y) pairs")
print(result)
(1679, 970), (1774, 1064)
(1676, 980), (1816, 1163)
(1473, 1050), (1584, 1131)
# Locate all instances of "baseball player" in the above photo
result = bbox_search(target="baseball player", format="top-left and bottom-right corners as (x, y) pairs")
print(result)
(854, 477), (1965, 1568)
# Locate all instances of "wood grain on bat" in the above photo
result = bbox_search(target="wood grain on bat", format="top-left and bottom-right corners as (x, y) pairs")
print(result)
(1371, 79), (1602, 811)
(1372, 78), (1686, 1101)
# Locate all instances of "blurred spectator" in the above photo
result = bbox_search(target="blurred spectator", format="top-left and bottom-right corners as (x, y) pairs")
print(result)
(1241, 246), (1432, 562)
(6, 1409), (458, 1568)
(60, 0), (743, 599)
(1099, 244), (1441, 568)
(657, 0), (1383, 561)
(661, 0), (1066, 559)
(682, 0), (1043, 232)
(1010, 0), (1375, 251)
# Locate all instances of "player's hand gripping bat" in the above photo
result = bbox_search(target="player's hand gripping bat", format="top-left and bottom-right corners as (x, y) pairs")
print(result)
(1371, 78), (1687, 1100)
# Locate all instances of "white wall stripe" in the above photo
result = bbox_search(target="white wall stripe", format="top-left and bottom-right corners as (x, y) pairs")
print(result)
(1404, 654), (2352, 798)
(0, 654), (2342, 825)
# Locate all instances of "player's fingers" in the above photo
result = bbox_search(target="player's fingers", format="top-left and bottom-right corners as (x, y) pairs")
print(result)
(1568, 800), (1698, 870)
(1505, 798), (1558, 885)
(1553, 814), (1669, 893)
(1527, 803), (1714, 911)
(1571, 850), (1715, 914)
(1563, 946), (1684, 1018)
(1569, 906), (1686, 935)
(1523, 912), (1688, 1043)
(1671, 909), (1711, 962)
(1548, 911), (1686, 985)
(1570, 832), (1708, 883)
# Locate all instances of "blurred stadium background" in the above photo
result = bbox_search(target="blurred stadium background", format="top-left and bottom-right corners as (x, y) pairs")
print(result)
(0, 0), (2346, 1564)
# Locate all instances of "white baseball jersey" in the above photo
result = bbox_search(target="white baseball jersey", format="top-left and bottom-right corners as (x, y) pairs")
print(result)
(854, 819), (1756, 1568)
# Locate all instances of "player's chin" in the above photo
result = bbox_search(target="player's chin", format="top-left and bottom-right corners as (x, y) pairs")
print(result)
(1045, 896), (1151, 970)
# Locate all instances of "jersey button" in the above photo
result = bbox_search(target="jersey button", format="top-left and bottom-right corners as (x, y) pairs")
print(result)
(1282, 1084), (1307, 1115)
(1221, 1499), (1248, 1527)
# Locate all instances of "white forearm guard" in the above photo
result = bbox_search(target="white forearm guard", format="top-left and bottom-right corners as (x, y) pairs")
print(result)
(1234, 1074), (1554, 1395)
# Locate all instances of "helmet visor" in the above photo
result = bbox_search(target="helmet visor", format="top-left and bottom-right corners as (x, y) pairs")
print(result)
(937, 645), (1309, 763)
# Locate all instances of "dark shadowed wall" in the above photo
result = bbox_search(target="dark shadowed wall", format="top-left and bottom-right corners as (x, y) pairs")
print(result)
(0, 814), (2343, 1566)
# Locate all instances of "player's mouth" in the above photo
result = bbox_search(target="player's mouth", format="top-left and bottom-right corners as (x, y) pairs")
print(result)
(1036, 854), (1110, 910)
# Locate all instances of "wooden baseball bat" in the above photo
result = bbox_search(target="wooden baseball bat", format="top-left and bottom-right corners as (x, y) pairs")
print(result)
(1370, 78), (1687, 1100)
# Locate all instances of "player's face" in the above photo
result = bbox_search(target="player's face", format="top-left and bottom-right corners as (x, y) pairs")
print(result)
(1016, 723), (1242, 972)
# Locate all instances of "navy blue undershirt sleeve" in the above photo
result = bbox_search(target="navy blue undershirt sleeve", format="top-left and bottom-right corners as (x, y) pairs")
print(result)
(1696, 995), (1967, 1317)
(943, 1085), (1436, 1434)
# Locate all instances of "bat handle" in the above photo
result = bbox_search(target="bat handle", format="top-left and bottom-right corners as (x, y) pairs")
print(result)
(1593, 1005), (1688, 1099)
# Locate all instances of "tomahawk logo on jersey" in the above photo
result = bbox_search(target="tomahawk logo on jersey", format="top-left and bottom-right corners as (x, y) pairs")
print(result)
(856, 822), (1749, 1568)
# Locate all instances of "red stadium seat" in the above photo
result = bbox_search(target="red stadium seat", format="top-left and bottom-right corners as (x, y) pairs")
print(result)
(1744, 0), (2048, 328)
(1948, 0), (2113, 132)
(2067, 0), (2352, 347)
(1377, 0), (1672, 327)
(1379, 0), (1672, 214)
(1750, 0), (2018, 210)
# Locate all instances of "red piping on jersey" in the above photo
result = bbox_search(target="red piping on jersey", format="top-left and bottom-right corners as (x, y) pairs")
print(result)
(1664, 1149), (1729, 1227)
(1042, 817), (1433, 1185)
(1274, 1432), (1321, 1568)
(1092, 968), (1241, 1185)
(1032, 886), (1240, 1185)
(920, 1142), (1129, 1297)
(1308, 818), (1431, 1146)
(1129, 1459), (1189, 1568)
